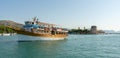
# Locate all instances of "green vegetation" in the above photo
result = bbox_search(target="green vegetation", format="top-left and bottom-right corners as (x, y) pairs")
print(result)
(68, 29), (90, 34)
(0, 25), (15, 33)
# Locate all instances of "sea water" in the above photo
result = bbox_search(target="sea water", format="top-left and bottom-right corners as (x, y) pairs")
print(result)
(0, 34), (120, 58)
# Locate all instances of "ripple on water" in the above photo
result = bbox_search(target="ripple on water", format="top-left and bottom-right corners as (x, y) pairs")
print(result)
(0, 34), (120, 58)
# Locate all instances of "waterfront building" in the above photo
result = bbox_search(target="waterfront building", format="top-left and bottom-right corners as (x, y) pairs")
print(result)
(84, 27), (86, 30)
(90, 26), (97, 34)
(78, 27), (80, 30)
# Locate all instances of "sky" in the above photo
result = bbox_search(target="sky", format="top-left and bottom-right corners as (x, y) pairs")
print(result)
(0, 0), (120, 31)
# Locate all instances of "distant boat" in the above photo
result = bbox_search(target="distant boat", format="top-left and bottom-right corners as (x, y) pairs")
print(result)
(1, 33), (11, 36)
(1, 33), (16, 36)
(0, 24), (16, 36)
(15, 17), (68, 40)
(0, 34), (2, 36)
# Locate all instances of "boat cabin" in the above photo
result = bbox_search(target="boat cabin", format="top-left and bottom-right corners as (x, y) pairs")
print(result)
(23, 17), (68, 35)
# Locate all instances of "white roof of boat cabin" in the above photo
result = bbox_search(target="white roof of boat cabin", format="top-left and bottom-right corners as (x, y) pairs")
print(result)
(38, 21), (56, 26)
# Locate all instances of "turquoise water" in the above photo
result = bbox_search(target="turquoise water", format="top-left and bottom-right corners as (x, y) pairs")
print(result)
(0, 34), (120, 58)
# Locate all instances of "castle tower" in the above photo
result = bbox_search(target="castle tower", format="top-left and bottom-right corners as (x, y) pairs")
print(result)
(90, 26), (97, 34)
(78, 27), (80, 30)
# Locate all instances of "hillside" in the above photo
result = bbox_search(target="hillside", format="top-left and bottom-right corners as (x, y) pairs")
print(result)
(0, 20), (23, 29)
(0, 25), (15, 33)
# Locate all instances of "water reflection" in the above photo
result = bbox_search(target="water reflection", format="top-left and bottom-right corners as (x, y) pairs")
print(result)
(16, 40), (67, 58)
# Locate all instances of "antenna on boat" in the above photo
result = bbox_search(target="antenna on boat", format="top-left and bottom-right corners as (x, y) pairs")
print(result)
(36, 18), (39, 24)
(32, 16), (39, 24)
(36, 17), (39, 21)
(33, 17), (37, 22)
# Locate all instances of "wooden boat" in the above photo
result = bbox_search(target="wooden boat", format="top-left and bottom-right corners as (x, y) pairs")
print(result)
(15, 17), (68, 40)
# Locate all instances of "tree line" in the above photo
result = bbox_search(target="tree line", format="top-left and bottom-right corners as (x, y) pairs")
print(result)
(68, 29), (90, 34)
(0, 25), (15, 33)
